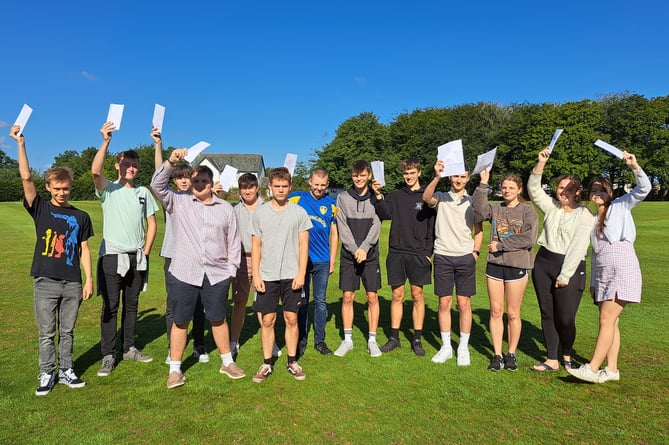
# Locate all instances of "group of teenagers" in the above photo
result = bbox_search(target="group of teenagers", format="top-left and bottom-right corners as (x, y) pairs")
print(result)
(12, 121), (650, 395)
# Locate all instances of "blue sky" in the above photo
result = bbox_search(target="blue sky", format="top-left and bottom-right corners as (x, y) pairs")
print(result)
(1, 1), (666, 172)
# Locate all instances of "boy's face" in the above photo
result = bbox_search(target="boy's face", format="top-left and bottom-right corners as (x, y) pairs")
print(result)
(351, 169), (370, 193)
(191, 172), (213, 202)
(402, 167), (421, 190)
(46, 180), (72, 207)
(308, 174), (329, 199)
(449, 172), (470, 193)
(270, 178), (291, 202)
(173, 175), (191, 192)
(116, 156), (139, 181)
(240, 185), (259, 204)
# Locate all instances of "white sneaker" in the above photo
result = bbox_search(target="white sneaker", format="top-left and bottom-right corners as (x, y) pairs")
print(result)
(431, 347), (453, 364)
(598, 367), (620, 383)
(567, 363), (600, 383)
(456, 347), (471, 366)
(272, 343), (282, 357)
(165, 354), (171, 365)
(334, 340), (354, 357)
(193, 347), (210, 363)
(367, 341), (382, 358)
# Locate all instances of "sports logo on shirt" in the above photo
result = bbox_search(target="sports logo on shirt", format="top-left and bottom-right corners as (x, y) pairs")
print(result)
(320, 205), (328, 215)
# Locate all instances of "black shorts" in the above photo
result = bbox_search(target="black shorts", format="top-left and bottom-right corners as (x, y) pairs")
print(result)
(252, 279), (306, 315)
(485, 263), (528, 282)
(168, 274), (230, 324)
(339, 256), (381, 292)
(386, 251), (432, 287)
(433, 253), (477, 297)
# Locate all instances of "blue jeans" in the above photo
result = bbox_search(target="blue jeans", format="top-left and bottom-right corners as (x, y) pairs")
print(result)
(298, 261), (330, 345)
(34, 277), (82, 373)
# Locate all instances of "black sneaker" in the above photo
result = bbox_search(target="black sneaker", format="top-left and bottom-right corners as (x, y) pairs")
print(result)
(314, 342), (333, 355)
(412, 339), (425, 356)
(488, 354), (504, 372)
(36, 372), (56, 396)
(504, 353), (518, 371)
(58, 368), (86, 388)
(380, 337), (401, 353)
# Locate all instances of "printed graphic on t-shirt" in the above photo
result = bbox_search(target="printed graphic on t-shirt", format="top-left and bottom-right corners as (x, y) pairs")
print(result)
(41, 211), (81, 267)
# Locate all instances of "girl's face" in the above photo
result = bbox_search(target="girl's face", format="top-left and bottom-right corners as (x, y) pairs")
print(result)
(589, 182), (610, 206)
(501, 179), (521, 204)
(556, 178), (580, 207)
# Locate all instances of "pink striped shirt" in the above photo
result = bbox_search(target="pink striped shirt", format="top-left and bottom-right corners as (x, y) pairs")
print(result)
(151, 165), (241, 286)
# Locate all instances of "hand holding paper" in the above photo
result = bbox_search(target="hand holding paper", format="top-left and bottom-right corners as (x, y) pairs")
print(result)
(106, 104), (124, 131)
(437, 140), (466, 177)
(13, 104), (33, 136)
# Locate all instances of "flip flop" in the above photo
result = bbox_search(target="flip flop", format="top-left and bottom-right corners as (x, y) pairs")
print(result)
(530, 362), (559, 372)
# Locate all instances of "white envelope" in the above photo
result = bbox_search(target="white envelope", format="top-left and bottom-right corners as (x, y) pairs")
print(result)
(548, 129), (564, 153)
(437, 139), (466, 177)
(185, 141), (210, 163)
(13, 104), (33, 136)
(219, 165), (238, 192)
(153, 104), (165, 132)
(284, 153), (298, 176)
(107, 104), (124, 131)
(472, 147), (497, 175)
(371, 161), (385, 187)
(594, 139), (624, 159)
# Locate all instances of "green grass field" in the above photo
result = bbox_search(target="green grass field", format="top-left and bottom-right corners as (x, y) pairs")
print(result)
(0, 201), (667, 444)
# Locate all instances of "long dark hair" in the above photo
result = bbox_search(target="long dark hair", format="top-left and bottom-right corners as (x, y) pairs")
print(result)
(588, 176), (614, 235)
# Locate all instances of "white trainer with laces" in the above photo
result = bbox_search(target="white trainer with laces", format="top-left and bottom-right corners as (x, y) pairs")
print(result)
(334, 340), (354, 357)
(432, 347), (453, 364)
(568, 363), (600, 383)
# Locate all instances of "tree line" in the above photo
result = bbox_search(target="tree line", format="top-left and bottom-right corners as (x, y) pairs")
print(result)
(1, 92), (667, 202)
(314, 93), (668, 199)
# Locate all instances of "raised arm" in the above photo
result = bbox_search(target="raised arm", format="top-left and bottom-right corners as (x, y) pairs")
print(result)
(152, 126), (163, 171)
(91, 122), (115, 194)
(422, 160), (443, 207)
(619, 152), (651, 207)
(472, 168), (492, 221)
(11, 125), (37, 206)
(528, 147), (557, 212)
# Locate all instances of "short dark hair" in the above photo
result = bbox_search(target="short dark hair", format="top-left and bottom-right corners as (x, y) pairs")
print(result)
(116, 150), (139, 163)
(192, 165), (214, 182)
(351, 160), (370, 174)
(269, 167), (292, 185)
(172, 164), (194, 179)
(238, 172), (259, 189)
(401, 157), (421, 172)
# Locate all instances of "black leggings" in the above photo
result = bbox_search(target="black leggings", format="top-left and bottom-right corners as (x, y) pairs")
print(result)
(532, 247), (586, 360)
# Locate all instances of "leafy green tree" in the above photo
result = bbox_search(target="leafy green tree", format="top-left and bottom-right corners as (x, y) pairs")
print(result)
(0, 149), (18, 169)
(314, 112), (389, 188)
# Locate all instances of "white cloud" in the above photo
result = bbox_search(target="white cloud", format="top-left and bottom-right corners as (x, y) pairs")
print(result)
(0, 120), (9, 129)
(81, 71), (96, 81)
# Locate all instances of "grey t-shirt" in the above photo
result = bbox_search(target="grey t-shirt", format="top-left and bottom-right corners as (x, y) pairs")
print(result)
(251, 201), (312, 281)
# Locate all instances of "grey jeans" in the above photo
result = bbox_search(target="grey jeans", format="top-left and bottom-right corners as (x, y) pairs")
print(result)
(34, 277), (82, 373)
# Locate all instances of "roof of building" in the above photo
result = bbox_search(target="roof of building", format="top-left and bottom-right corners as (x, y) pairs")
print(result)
(192, 154), (265, 172)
